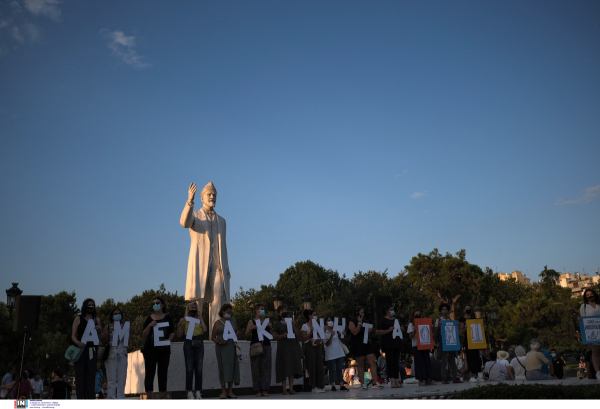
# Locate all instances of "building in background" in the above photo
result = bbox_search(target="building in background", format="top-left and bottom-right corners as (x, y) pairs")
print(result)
(497, 270), (531, 285)
(557, 272), (600, 298)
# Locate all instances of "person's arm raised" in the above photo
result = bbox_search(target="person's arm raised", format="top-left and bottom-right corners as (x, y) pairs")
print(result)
(180, 183), (197, 228)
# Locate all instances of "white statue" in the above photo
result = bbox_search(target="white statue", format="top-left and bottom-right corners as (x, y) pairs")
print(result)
(180, 182), (230, 336)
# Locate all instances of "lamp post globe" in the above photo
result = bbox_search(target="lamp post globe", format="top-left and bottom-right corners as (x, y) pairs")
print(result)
(5, 283), (23, 317)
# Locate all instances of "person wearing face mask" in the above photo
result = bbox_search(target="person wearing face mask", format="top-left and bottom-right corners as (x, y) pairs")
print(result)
(407, 309), (436, 386)
(349, 306), (383, 390)
(245, 304), (272, 397)
(324, 314), (347, 391)
(211, 303), (241, 398)
(177, 301), (207, 399)
(550, 349), (565, 379)
(458, 303), (481, 382)
(71, 298), (102, 399)
(376, 305), (403, 388)
(101, 308), (132, 399)
(301, 309), (326, 393)
(141, 297), (175, 399)
(273, 305), (302, 395)
(434, 303), (462, 384)
(580, 288), (600, 380)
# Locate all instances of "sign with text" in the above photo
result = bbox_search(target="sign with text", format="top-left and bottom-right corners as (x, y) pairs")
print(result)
(440, 320), (460, 352)
(466, 319), (487, 349)
(415, 318), (434, 350)
(580, 316), (600, 344)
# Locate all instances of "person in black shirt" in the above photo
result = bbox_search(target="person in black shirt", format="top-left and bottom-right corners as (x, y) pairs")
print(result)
(141, 297), (175, 399)
(49, 370), (66, 399)
(550, 349), (565, 379)
(376, 305), (403, 388)
(458, 303), (482, 382)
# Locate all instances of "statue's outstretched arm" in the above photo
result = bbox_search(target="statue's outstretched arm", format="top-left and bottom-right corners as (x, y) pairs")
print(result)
(180, 183), (196, 228)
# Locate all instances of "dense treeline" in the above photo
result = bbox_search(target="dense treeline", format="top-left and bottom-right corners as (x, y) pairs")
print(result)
(0, 249), (591, 378)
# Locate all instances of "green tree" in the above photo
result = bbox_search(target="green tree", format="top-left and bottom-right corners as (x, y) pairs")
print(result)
(404, 249), (486, 317)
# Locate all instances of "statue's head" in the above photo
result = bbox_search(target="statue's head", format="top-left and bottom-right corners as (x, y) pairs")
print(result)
(201, 182), (217, 208)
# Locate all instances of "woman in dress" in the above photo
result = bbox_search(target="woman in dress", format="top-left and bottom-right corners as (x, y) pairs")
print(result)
(272, 305), (302, 395)
(245, 303), (272, 397)
(211, 303), (241, 399)
(376, 305), (403, 388)
(71, 298), (101, 399)
(101, 307), (132, 399)
(348, 306), (383, 390)
(407, 309), (436, 386)
(176, 301), (207, 400)
(141, 297), (175, 399)
(301, 309), (326, 393)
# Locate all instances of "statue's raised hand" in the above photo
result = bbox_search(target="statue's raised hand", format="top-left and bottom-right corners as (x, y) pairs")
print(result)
(188, 183), (197, 203)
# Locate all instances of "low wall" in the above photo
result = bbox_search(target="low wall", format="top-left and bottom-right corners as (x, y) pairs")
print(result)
(125, 341), (304, 394)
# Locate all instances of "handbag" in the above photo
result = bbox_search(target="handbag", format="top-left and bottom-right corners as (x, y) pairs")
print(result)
(235, 343), (242, 357)
(342, 342), (350, 355)
(65, 345), (83, 362)
(250, 342), (264, 356)
(483, 362), (496, 381)
(192, 339), (203, 347)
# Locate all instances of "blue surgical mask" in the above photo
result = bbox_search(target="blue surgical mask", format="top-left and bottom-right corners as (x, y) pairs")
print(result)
(259, 310), (265, 317)
(224, 313), (232, 319)
(153, 304), (161, 311)
(390, 311), (395, 317)
(113, 315), (122, 321)
(551, 353), (556, 358)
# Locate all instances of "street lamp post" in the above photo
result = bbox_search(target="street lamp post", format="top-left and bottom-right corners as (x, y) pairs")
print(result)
(5, 283), (23, 317)
(302, 294), (312, 311)
(273, 293), (284, 311)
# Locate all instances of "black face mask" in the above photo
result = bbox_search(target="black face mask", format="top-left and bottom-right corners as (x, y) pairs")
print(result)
(281, 312), (289, 318)
(189, 310), (197, 316)
(414, 314), (421, 318)
(87, 306), (95, 312)
(465, 309), (471, 315)
(588, 296), (595, 301)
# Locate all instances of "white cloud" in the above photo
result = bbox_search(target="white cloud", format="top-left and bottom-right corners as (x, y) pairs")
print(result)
(411, 191), (427, 199)
(102, 29), (150, 69)
(557, 184), (600, 206)
(22, 22), (40, 41)
(9, 23), (40, 43)
(11, 26), (25, 43)
(22, 0), (62, 21)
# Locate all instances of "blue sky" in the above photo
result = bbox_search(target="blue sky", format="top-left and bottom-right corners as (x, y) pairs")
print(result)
(1, 0), (599, 306)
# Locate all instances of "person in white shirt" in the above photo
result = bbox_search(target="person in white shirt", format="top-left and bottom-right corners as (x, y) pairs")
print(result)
(509, 346), (527, 381)
(324, 315), (348, 391)
(31, 375), (43, 399)
(483, 350), (514, 381)
(580, 288), (600, 380)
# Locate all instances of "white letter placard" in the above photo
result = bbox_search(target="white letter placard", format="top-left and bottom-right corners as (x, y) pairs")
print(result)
(222, 320), (238, 341)
(362, 323), (373, 344)
(112, 321), (130, 346)
(153, 322), (171, 346)
(392, 319), (403, 339)
(312, 318), (325, 340)
(256, 318), (273, 341)
(333, 317), (346, 338)
(81, 318), (99, 345)
(185, 317), (201, 340)
(285, 317), (295, 339)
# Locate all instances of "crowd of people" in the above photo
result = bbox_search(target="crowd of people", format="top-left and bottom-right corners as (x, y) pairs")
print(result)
(2, 287), (598, 399)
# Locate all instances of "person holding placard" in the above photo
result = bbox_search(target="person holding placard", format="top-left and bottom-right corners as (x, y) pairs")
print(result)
(177, 301), (207, 400)
(71, 298), (102, 399)
(273, 305), (302, 395)
(246, 304), (272, 397)
(458, 303), (481, 382)
(434, 303), (462, 384)
(141, 297), (175, 399)
(580, 288), (600, 380)
(101, 307), (131, 399)
(211, 303), (241, 399)
(407, 309), (435, 386)
(301, 309), (326, 393)
(324, 315), (347, 391)
(349, 306), (383, 390)
(376, 305), (403, 388)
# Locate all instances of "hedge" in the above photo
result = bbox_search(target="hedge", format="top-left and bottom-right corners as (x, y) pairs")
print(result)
(458, 383), (600, 399)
